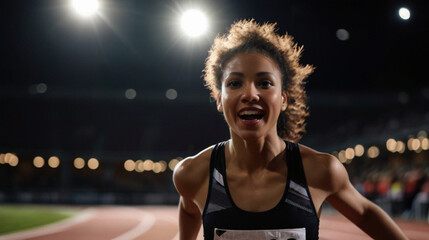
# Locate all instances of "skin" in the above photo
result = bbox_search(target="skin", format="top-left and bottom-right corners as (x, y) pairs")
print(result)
(173, 53), (408, 240)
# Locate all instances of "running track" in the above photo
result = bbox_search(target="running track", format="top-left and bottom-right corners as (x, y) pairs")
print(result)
(1, 206), (428, 240)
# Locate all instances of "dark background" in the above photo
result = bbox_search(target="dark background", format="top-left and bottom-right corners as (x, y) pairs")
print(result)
(1, 0), (428, 204)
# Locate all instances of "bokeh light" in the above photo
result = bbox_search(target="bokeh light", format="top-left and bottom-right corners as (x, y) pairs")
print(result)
(354, 144), (365, 157)
(181, 9), (208, 37)
(411, 138), (421, 151)
(0, 154), (5, 164)
(422, 138), (429, 150)
(396, 140), (406, 153)
(345, 147), (355, 160)
(124, 159), (135, 172)
(159, 161), (167, 172)
(153, 162), (162, 173)
(367, 146), (380, 158)
(143, 159), (154, 171)
(168, 158), (181, 171)
(7, 154), (19, 167)
(125, 89), (137, 100)
(338, 150), (346, 163)
(34, 156), (45, 168)
(48, 156), (60, 168)
(88, 158), (99, 170)
(74, 157), (85, 169)
(72, 0), (99, 17)
(407, 138), (420, 151)
(135, 160), (144, 172)
(166, 89), (178, 100)
(386, 138), (397, 152)
(336, 29), (350, 41)
(398, 7), (411, 20)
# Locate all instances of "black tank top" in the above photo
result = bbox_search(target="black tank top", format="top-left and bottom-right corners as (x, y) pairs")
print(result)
(202, 140), (319, 240)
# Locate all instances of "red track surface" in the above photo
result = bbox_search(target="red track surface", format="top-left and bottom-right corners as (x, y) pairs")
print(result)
(1, 206), (428, 240)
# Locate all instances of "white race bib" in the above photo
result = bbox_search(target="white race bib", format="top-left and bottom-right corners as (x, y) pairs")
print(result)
(214, 227), (306, 240)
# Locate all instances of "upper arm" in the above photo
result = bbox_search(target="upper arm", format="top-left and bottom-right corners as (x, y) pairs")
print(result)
(173, 146), (212, 212)
(173, 157), (197, 199)
(324, 156), (372, 225)
(173, 157), (204, 201)
(300, 144), (371, 224)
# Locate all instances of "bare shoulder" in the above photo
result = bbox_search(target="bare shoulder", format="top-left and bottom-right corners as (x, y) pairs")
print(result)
(173, 145), (214, 200)
(299, 144), (348, 194)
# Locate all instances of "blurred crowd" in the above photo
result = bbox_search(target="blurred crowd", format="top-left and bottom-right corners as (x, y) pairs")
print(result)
(351, 167), (429, 221)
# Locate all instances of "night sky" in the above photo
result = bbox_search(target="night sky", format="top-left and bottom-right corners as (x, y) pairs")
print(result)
(1, 0), (428, 162)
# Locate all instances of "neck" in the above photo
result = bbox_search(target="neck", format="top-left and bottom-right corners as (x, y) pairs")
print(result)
(227, 133), (286, 173)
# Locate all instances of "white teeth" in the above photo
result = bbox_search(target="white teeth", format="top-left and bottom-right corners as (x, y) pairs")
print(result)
(239, 110), (263, 116)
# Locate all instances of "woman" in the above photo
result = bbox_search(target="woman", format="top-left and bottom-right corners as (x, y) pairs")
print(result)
(173, 19), (407, 240)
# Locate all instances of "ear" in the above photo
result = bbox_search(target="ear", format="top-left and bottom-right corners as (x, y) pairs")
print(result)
(216, 94), (223, 112)
(281, 91), (287, 111)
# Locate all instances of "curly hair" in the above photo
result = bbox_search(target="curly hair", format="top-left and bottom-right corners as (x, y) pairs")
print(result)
(203, 19), (314, 142)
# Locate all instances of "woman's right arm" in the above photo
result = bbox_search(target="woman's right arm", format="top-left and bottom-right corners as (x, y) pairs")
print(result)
(173, 147), (212, 240)
(178, 196), (202, 239)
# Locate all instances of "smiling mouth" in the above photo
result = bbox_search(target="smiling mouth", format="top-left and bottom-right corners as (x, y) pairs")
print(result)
(238, 110), (265, 120)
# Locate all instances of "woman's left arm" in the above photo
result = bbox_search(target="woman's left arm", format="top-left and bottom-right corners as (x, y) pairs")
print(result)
(325, 157), (408, 240)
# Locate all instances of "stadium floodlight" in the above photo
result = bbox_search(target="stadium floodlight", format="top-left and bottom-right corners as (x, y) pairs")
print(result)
(72, 0), (99, 17)
(398, 7), (411, 20)
(181, 9), (208, 37)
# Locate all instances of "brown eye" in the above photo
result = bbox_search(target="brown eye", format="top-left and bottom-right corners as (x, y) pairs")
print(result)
(226, 80), (242, 88)
(258, 80), (273, 88)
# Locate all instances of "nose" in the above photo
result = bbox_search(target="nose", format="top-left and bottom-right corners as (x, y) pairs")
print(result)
(241, 83), (259, 102)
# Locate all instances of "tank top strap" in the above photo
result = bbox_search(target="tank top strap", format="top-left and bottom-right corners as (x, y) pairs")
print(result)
(212, 141), (228, 176)
(203, 141), (231, 217)
(284, 140), (318, 216)
(285, 140), (307, 186)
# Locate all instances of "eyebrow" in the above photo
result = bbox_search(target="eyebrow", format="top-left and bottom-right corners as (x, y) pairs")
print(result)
(226, 72), (275, 77)
(256, 72), (275, 77)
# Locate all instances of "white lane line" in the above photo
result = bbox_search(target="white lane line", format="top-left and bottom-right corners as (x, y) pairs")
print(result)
(172, 233), (179, 240)
(165, 214), (201, 240)
(170, 217), (179, 240)
(155, 211), (179, 240)
(112, 210), (156, 240)
(0, 208), (96, 240)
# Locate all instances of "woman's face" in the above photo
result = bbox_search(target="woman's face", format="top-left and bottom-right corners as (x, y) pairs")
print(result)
(217, 52), (287, 141)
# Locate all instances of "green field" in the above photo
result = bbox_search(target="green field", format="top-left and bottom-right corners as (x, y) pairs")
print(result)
(0, 205), (77, 235)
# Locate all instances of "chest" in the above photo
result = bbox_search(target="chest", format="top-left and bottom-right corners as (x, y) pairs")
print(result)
(226, 170), (287, 212)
